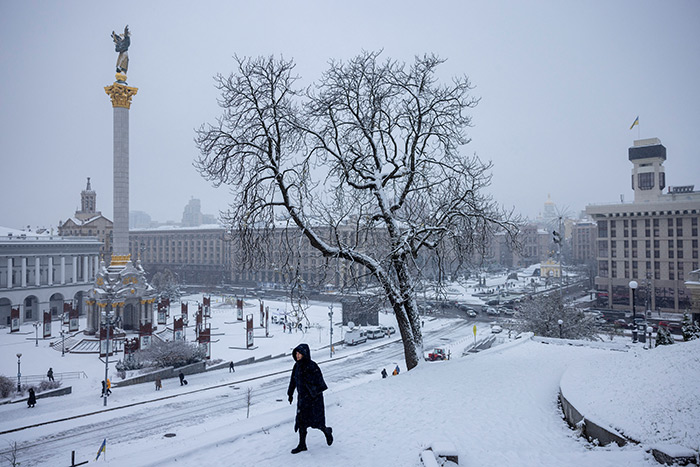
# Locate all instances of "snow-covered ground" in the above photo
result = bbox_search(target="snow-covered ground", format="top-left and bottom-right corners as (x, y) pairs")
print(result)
(1, 289), (698, 466)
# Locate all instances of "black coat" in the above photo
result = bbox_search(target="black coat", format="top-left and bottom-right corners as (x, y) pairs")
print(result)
(287, 343), (328, 432)
(27, 389), (36, 406)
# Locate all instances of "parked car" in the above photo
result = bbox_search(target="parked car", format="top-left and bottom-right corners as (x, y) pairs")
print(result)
(366, 328), (385, 339)
(613, 319), (627, 328)
(658, 321), (683, 335)
(379, 325), (396, 336)
(486, 307), (499, 316)
(427, 348), (447, 361)
(491, 325), (503, 334)
(466, 309), (478, 318)
(345, 328), (367, 345)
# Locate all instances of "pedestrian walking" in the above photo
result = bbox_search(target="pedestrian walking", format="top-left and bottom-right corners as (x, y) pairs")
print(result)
(101, 380), (106, 397)
(179, 371), (185, 386)
(27, 388), (36, 408)
(381, 368), (388, 379)
(47, 368), (54, 382)
(392, 365), (400, 376)
(155, 377), (162, 391)
(106, 378), (112, 395)
(229, 361), (235, 373)
(287, 343), (333, 454)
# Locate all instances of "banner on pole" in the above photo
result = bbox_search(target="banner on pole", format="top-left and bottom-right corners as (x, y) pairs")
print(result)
(203, 296), (211, 317)
(10, 306), (20, 332)
(246, 314), (254, 348)
(173, 317), (184, 341)
(69, 304), (79, 332)
(43, 311), (51, 338)
(139, 321), (153, 350)
(197, 324), (211, 359)
(99, 326), (113, 357)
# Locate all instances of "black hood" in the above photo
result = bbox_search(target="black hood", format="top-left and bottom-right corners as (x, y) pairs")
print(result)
(292, 343), (311, 361)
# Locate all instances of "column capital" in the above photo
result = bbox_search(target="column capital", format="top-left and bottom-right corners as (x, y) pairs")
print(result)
(104, 83), (138, 109)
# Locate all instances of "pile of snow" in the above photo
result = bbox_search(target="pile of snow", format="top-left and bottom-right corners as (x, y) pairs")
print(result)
(561, 339), (700, 451)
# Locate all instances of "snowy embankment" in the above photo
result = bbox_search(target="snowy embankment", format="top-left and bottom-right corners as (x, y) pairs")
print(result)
(561, 338), (700, 453)
(102, 337), (659, 467)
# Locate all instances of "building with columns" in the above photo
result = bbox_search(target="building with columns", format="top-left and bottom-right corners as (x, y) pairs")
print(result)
(0, 226), (101, 326)
(586, 138), (700, 315)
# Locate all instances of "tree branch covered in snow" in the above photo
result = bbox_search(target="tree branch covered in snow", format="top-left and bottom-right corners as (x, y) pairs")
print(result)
(195, 52), (518, 370)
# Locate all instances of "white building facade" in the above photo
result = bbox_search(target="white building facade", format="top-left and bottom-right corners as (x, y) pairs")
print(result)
(0, 227), (101, 326)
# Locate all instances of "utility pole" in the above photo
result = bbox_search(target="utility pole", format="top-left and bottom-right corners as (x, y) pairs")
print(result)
(328, 304), (334, 358)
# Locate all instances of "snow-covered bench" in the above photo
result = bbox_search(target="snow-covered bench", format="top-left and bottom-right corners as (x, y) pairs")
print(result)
(420, 441), (459, 466)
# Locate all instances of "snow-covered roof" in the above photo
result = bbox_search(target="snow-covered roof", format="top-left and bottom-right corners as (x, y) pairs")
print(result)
(0, 225), (49, 237)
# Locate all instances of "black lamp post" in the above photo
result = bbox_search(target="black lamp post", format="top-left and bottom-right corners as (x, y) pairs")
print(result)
(557, 319), (563, 339)
(16, 353), (22, 392)
(33, 321), (39, 347)
(328, 304), (334, 358)
(629, 280), (638, 343)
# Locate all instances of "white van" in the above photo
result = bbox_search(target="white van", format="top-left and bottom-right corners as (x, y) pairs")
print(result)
(345, 328), (367, 345)
(366, 328), (385, 339)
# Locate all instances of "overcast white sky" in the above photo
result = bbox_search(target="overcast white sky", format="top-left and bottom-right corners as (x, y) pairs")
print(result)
(1, 1), (699, 230)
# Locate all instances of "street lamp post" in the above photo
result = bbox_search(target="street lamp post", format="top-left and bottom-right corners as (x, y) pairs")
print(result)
(61, 312), (66, 357)
(16, 353), (22, 393)
(328, 304), (334, 359)
(557, 319), (563, 339)
(101, 287), (121, 407)
(33, 322), (39, 347)
(646, 326), (653, 350)
(629, 280), (638, 343)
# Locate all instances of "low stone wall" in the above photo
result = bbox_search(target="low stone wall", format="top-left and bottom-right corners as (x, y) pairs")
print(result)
(113, 353), (290, 388)
(559, 390), (630, 447)
(2, 386), (72, 405)
(36, 386), (72, 400)
(113, 361), (206, 388)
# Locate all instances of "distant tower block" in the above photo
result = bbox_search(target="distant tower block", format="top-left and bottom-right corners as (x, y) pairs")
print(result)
(104, 81), (138, 265)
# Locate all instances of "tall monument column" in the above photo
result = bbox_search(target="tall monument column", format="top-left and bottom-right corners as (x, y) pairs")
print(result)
(104, 25), (137, 265)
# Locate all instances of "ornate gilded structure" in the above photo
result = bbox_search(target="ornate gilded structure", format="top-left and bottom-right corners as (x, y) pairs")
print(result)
(85, 26), (158, 334)
(86, 258), (157, 333)
(104, 83), (138, 109)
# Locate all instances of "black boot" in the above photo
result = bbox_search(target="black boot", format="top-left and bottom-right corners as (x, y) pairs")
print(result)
(291, 429), (307, 454)
(324, 426), (333, 446)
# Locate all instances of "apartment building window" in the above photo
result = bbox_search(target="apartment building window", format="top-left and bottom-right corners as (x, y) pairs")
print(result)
(598, 240), (608, 258)
(654, 262), (660, 280)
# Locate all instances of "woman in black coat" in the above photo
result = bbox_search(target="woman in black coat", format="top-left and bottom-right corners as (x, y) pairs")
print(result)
(27, 388), (36, 408)
(287, 343), (333, 454)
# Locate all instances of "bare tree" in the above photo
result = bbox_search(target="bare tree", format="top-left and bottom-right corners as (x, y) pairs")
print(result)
(195, 52), (517, 370)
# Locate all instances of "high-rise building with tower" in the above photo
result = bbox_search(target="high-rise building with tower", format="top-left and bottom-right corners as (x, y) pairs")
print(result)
(586, 138), (699, 315)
